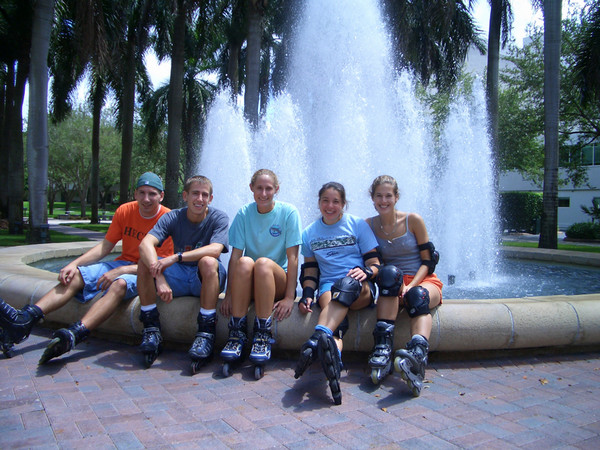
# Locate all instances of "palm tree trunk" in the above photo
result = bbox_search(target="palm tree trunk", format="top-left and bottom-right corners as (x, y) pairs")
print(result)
(165, 0), (187, 208)
(90, 80), (103, 224)
(26, 0), (55, 243)
(539, 0), (562, 249)
(244, 0), (263, 129)
(119, 37), (137, 205)
(7, 60), (28, 234)
(486, 0), (502, 192)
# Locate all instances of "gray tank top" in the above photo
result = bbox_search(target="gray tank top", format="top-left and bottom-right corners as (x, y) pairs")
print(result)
(370, 214), (422, 275)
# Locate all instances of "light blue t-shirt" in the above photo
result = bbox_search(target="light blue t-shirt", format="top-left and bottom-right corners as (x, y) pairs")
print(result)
(229, 201), (302, 271)
(302, 213), (378, 293)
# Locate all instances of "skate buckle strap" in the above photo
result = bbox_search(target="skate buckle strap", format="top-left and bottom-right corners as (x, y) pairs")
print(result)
(144, 327), (160, 333)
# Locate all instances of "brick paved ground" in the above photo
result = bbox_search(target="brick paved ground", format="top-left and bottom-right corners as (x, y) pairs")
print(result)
(1, 329), (599, 449)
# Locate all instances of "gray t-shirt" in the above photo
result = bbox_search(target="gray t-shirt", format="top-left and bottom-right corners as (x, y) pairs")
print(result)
(150, 207), (229, 265)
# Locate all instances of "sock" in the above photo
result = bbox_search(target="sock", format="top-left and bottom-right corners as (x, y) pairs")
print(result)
(200, 308), (216, 316)
(141, 304), (157, 312)
(315, 325), (333, 336)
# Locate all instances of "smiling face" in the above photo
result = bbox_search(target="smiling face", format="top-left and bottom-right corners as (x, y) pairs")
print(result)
(319, 187), (345, 224)
(134, 185), (164, 217)
(372, 183), (399, 216)
(250, 173), (279, 213)
(183, 181), (213, 219)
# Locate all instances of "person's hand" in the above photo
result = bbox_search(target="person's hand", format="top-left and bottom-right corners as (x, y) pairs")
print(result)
(155, 275), (173, 303)
(298, 297), (313, 314)
(96, 268), (120, 291)
(347, 266), (368, 282)
(273, 297), (294, 321)
(58, 262), (79, 285)
(150, 255), (176, 278)
(219, 293), (232, 317)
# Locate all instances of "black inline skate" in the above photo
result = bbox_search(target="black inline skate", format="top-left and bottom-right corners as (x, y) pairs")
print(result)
(317, 332), (343, 405)
(394, 334), (429, 397)
(39, 321), (89, 364)
(368, 321), (395, 385)
(248, 317), (273, 380)
(139, 308), (162, 368)
(0, 300), (43, 358)
(189, 312), (216, 374)
(220, 316), (247, 377)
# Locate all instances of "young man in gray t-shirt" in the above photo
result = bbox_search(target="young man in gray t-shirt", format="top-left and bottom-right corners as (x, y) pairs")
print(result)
(137, 175), (229, 371)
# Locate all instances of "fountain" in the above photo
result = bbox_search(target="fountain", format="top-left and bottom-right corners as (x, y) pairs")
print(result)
(200, 0), (497, 288)
(1, 0), (599, 354)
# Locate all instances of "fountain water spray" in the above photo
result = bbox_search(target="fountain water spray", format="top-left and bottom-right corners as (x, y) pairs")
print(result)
(199, 0), (498, 286)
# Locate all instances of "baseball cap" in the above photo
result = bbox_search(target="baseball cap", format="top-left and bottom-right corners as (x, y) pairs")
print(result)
(136, 172), (164, 192)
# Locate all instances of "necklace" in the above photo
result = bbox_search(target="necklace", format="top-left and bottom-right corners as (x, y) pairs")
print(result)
(379, 213), (397, 237)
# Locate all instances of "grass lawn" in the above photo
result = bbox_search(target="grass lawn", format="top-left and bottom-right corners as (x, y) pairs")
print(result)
(501, 240), (600, 253)
(68, 223), (110, 233)
(23, 201), (117, 219)
(0, 229), (91, 246)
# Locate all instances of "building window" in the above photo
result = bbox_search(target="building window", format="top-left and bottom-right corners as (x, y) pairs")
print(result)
(558, 197), (570, 207)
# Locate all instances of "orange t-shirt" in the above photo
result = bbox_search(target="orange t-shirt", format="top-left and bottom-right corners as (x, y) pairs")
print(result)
(105, 201), (174, 262)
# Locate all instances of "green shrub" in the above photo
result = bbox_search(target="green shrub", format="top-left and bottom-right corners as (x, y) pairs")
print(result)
(499, 192), (543, 233)
(565, 222), (600, 240)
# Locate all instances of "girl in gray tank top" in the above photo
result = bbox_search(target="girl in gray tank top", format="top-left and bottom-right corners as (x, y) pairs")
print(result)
(366, 175), (443, 397)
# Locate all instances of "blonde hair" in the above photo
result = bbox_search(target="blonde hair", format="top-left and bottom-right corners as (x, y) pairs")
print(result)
(250, 169), (279, 190)
(369, 175), (399, 199)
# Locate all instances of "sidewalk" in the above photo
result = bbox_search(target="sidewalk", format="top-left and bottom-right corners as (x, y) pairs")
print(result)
(48, 219), (106, 241)
(1, 329), (599, 448)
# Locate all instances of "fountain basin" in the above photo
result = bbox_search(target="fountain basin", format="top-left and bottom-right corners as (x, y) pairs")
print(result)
(1, 242), (599, 353)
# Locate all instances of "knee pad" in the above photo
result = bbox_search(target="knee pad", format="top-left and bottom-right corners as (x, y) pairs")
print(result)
(376, 265), (403, 297)
(330, 277), (362, 307)
(404, 286), (430, 318)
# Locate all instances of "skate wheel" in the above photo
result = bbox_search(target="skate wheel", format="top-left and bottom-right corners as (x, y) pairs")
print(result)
(2, 348), (13, 359)
(191, 361), (200, 375)
(393, 356), (402, 373)
(371, 368), (381, 385)
(222, 363), (232, 378)
(144, 353), (156, 368)
(254, 365), (264, 380)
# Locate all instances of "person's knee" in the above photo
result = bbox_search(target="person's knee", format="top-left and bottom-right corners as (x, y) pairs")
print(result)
(198, 256), (219, 279)
(107, 278), (128, 297)
(253, 257), (274, 278)
(234, 256), (255, 278)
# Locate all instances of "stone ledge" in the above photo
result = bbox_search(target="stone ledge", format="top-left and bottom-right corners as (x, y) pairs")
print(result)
(1, 243), (599, 353)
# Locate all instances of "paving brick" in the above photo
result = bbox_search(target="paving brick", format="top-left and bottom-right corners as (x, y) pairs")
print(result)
(1, 329), (599, 448)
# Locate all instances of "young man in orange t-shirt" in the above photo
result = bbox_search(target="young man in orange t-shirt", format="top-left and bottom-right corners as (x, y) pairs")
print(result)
(0, 172), (173, 363)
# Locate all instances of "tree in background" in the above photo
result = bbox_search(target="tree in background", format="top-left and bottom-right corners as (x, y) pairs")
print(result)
(26, 0), (55, 242)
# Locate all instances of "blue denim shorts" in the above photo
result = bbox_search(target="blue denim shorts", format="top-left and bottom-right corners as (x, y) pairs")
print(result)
(162, 261), (227, 297)
(77, 261), (137, 303)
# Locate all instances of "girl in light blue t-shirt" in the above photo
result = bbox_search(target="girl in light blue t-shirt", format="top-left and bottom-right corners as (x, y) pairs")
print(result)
(294, 182), (381, 405)
(219, 169), (302, 378)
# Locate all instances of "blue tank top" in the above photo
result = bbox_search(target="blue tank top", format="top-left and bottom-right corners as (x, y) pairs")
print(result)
(370, 214), (422, 275)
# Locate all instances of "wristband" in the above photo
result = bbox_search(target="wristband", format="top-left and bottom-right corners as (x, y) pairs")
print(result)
(177, 252), (183, 263)
(302, 286), (315, 300)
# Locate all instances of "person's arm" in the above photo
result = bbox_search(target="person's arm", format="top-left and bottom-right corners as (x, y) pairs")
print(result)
(403, 214), (430, 296)
(58, 238), (116, 285)
(219, 247), (243, 317)
(298, 256), (318, 314)
(347, 249), (380, 282)
(272, 245), (300, 320)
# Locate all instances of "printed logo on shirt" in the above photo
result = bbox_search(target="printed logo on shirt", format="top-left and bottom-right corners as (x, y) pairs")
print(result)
(270, 225), (282, 237)
(310, 235), (356, 252)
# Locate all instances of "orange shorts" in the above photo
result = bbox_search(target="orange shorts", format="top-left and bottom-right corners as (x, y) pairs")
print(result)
(403, 273), (443, 303)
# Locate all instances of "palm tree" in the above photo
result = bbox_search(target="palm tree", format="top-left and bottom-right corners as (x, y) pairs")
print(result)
(26, 0), (55, 242)
(243, 0), (267, 128)
(486, 0), (513, 190)
(114, 0), (154, 204)
(383, 0), (485, 91)
(0, 0), (32, 234)
(574, 0), (600, 106)
(50, 0), (119, 222)
(538, 0), (562, 249)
